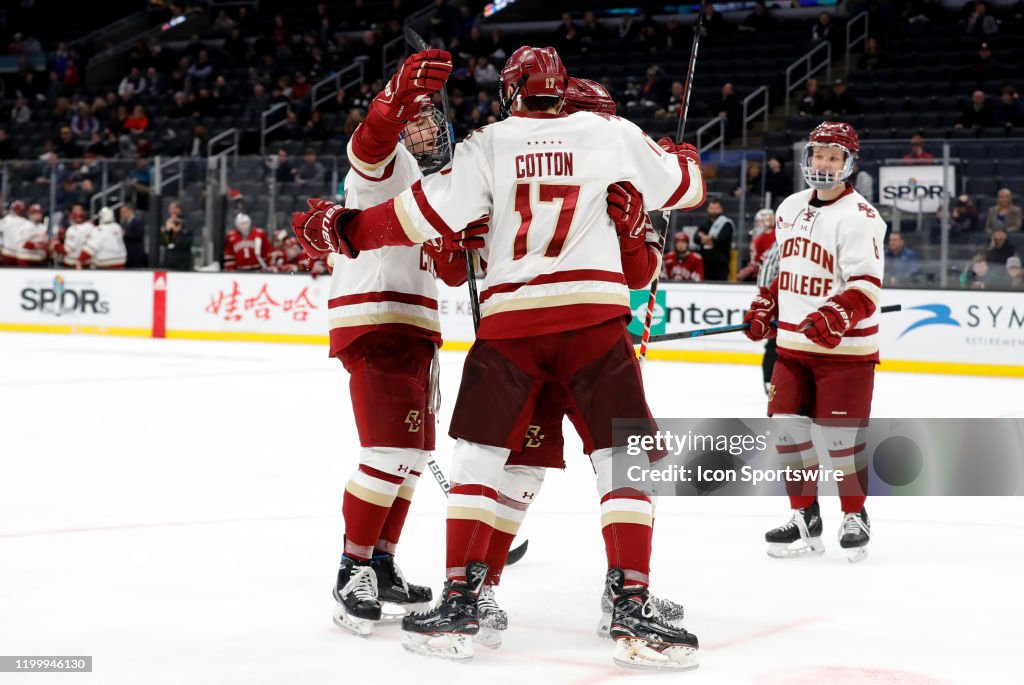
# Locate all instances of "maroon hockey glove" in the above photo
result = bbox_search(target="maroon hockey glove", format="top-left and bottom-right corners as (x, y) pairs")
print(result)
(743, 284), (778, 341)
(371, 49), (452, 124)
(607, 182), (647, 251)
(657, 137), (701, 167)
(799, 289), (874, 350)
(423, 216), (488, 261)
(291, 198), (360, 259)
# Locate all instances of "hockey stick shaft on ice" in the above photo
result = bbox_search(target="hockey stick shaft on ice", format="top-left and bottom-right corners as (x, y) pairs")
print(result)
(646, 304), (902, 343)
(640, 0), (707, 366)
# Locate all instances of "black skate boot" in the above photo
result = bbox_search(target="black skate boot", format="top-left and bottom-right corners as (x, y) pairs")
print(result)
(765, 500), (825, 558)
(401, 562), (487, 661)
(838, 507), (870, 563)
(332, 557), (381, 637)
(370, 554), (432, 621)
(607, 569), (699, 671)
(598, 568), (685, 639)
(474, 584), (507, 649)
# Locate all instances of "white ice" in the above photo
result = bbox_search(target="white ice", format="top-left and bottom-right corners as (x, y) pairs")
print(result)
(1, 332), (1023, 685)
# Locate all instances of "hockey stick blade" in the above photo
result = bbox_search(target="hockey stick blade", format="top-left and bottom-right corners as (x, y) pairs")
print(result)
(505, 540), (529, 566)
(647, 304), (902, 344)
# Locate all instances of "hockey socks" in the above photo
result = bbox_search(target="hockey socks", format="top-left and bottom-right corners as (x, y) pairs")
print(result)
(446, 483), (499, 582)
(375, 466), (422, 555)
(600, 488), (653, 587)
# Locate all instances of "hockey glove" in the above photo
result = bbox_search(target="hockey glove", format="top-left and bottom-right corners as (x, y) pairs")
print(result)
(371, 49), (452, 124)
(607, 182), (647, 251)
(799, 289), (874, 350)
(291, 198), (360, 260)
(743, 285), (778, 341)
(423, 215), (489, 259)
(657, 137), (701, 167)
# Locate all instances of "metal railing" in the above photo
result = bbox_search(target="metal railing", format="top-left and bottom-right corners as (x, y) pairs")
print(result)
(785, 42), (831, 117)
(260, 102), (290, 156)
(741, 86), (770, 148)
(311, 62), (366, 111)
(207, 128), (239, 162)
(90, 182), (127, 216)
(382, 35), (406, 82)
(696, 116), (727, 155)
(845, 11), (870, 70)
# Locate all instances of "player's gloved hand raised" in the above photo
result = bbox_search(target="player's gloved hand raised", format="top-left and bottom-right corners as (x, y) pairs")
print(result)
(291, 198), (360, 260)
(657, 137), (701, 167)
(799, 298), (854, 349)
(422, 216), (489, 264)
(606, 182), (647, 251)
(743, 286), (777, 341)
(372, 49), (453, 124)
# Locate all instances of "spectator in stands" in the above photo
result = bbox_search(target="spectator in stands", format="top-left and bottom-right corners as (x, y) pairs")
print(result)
(736, 209), (776, 282)
(0, 129), (15, 160)
(964, 1), (999, 35)
(985, 228), (1017, 264)
(617, 14), (638, 41)
(994, 86), (1024, 128)
(741, 0), (777, 33)
(1006, 256), (1024, 290)
(70, 104), (100, 141)
(272, 14), (293, 57)
(274, 149), (297, 183)
(764, 157), (792, 203)
(486, 29), (510, 61)
(695, 199), (735, 281)
(985, 188), (1022, 232)
(473, 57), (498, 88)
(948, 194), (981, 235)
(119, 203), (147, 268)
(11, 97), (32, 125)
(903, 134), (935, 162)
(963, 253), (996, 288)
(656, 81), (684, 121)
(664, 17), (688, 49)
(554, 13), (579, 54)
(117, 67), (146, 100)
(715, 82), (742, 140)
(884, 232), (921, 286)
(966, 41), (996, 82)
(124, 106), (149, 134)
(158, 201), (192, 271)
(903, 0), (945, 30)
(297, 150), (325, 186)
(55, 127), (82, 158)
(662, 232), (704, 282)
(223, 27), (249, 63)
(579, 11), (605, 52)
(856, 37), (887, 70)
(811, 12), (834, 44)
(955, 90), (994, 128)
(823, 78), (859, 117)
(733, 159), (764, 198)
(699, 2), (730, 42)
(798, 79), (826, 117)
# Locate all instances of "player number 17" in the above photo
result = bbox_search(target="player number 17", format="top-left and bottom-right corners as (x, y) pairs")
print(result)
(512, 182), (580, 260)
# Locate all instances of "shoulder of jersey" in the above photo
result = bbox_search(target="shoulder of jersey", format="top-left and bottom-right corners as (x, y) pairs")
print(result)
(779, 188), (814, 209)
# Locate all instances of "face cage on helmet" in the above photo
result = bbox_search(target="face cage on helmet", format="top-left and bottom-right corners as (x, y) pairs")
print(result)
(402, 106), (452, 175)
(800, 142), (856, 190)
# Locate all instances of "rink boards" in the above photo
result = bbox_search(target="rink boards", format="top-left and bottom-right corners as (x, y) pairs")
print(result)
(0, 267), (1021, 377)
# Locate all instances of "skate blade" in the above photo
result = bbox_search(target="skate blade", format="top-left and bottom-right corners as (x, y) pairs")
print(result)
(332, 607), (374, 638)
(473, 627), (503, 649)
(844, 546), (868, 563)
(613, 639), (699, 671)
(378, 601), (432, 623)
(596, 612), (612, 640)
(767, 537), (825, 558)
(402, 632), (474, 661)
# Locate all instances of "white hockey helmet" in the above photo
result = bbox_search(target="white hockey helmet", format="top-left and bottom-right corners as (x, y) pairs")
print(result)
(752, 208), (775, 235)
(98, 207), (114, 224)
(234, 212), (252, 234)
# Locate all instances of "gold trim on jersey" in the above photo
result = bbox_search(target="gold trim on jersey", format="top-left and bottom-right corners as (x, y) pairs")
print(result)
(493, 515), (523, 536)
(345, 480), (398, 507)
(346, 138), (399, 173)
(482, 291), (629, 316)
(848, 282), (880, 304)
(328, 312), (441, 331)
(447, 505), (497, 527)
(778, 338), (879, 356)
(394, 195), (430, 244)
(600, 510), (654, 527)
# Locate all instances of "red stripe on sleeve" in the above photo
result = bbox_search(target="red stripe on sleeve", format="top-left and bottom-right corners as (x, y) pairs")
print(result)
(411, 179), (453, 236)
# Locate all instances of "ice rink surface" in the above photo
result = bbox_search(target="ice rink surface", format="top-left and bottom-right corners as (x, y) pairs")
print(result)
(2, 332), (1023, 684)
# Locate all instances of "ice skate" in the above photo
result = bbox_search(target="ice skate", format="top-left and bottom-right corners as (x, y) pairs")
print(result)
(371, 554), (432, 622)
(473, 584), (507, 649)
(332, 558), (381, 637)
(598, 569), (685, 639)
(607, 569), (699, 671)
(401, 562), (487, 661)
(765, 500), (825, 558)
(839, 507), (870, 563)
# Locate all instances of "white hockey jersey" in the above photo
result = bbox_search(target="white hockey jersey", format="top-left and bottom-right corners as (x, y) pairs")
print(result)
(0, 215), (31, 262)
(63, 221), (95, 267)
(82, 221), (127, 268)
(388, 110), (704, 339)
(330, 139), (441, 355)
(773, 185), (887, 362)
(15, 220), (49, 265)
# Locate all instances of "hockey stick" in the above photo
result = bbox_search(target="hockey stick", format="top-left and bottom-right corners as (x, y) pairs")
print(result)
(639, 0), (707, 367)
(647, 304), (902, 344)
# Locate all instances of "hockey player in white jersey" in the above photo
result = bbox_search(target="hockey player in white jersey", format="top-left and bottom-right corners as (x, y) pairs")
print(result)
(78, 207), (127, 269)
(0, 200), (29, 265)
(57, 205), (95, 268)
(311, 48), (491, 639)
(15, 204), (50, 267)
(292, 45), (705, 669)
(742, 121), (885, 563)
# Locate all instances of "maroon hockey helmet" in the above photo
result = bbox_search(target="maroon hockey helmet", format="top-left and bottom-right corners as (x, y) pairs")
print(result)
(801, 121), (860, 190)
(563, 77), (617, 116)
(499, 46), (568, 113)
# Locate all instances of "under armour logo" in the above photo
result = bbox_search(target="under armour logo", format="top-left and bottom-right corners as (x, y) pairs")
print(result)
(398, 464), (410, 473)
(405, 410), (422, 433)
(522, 491), (535, 500)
